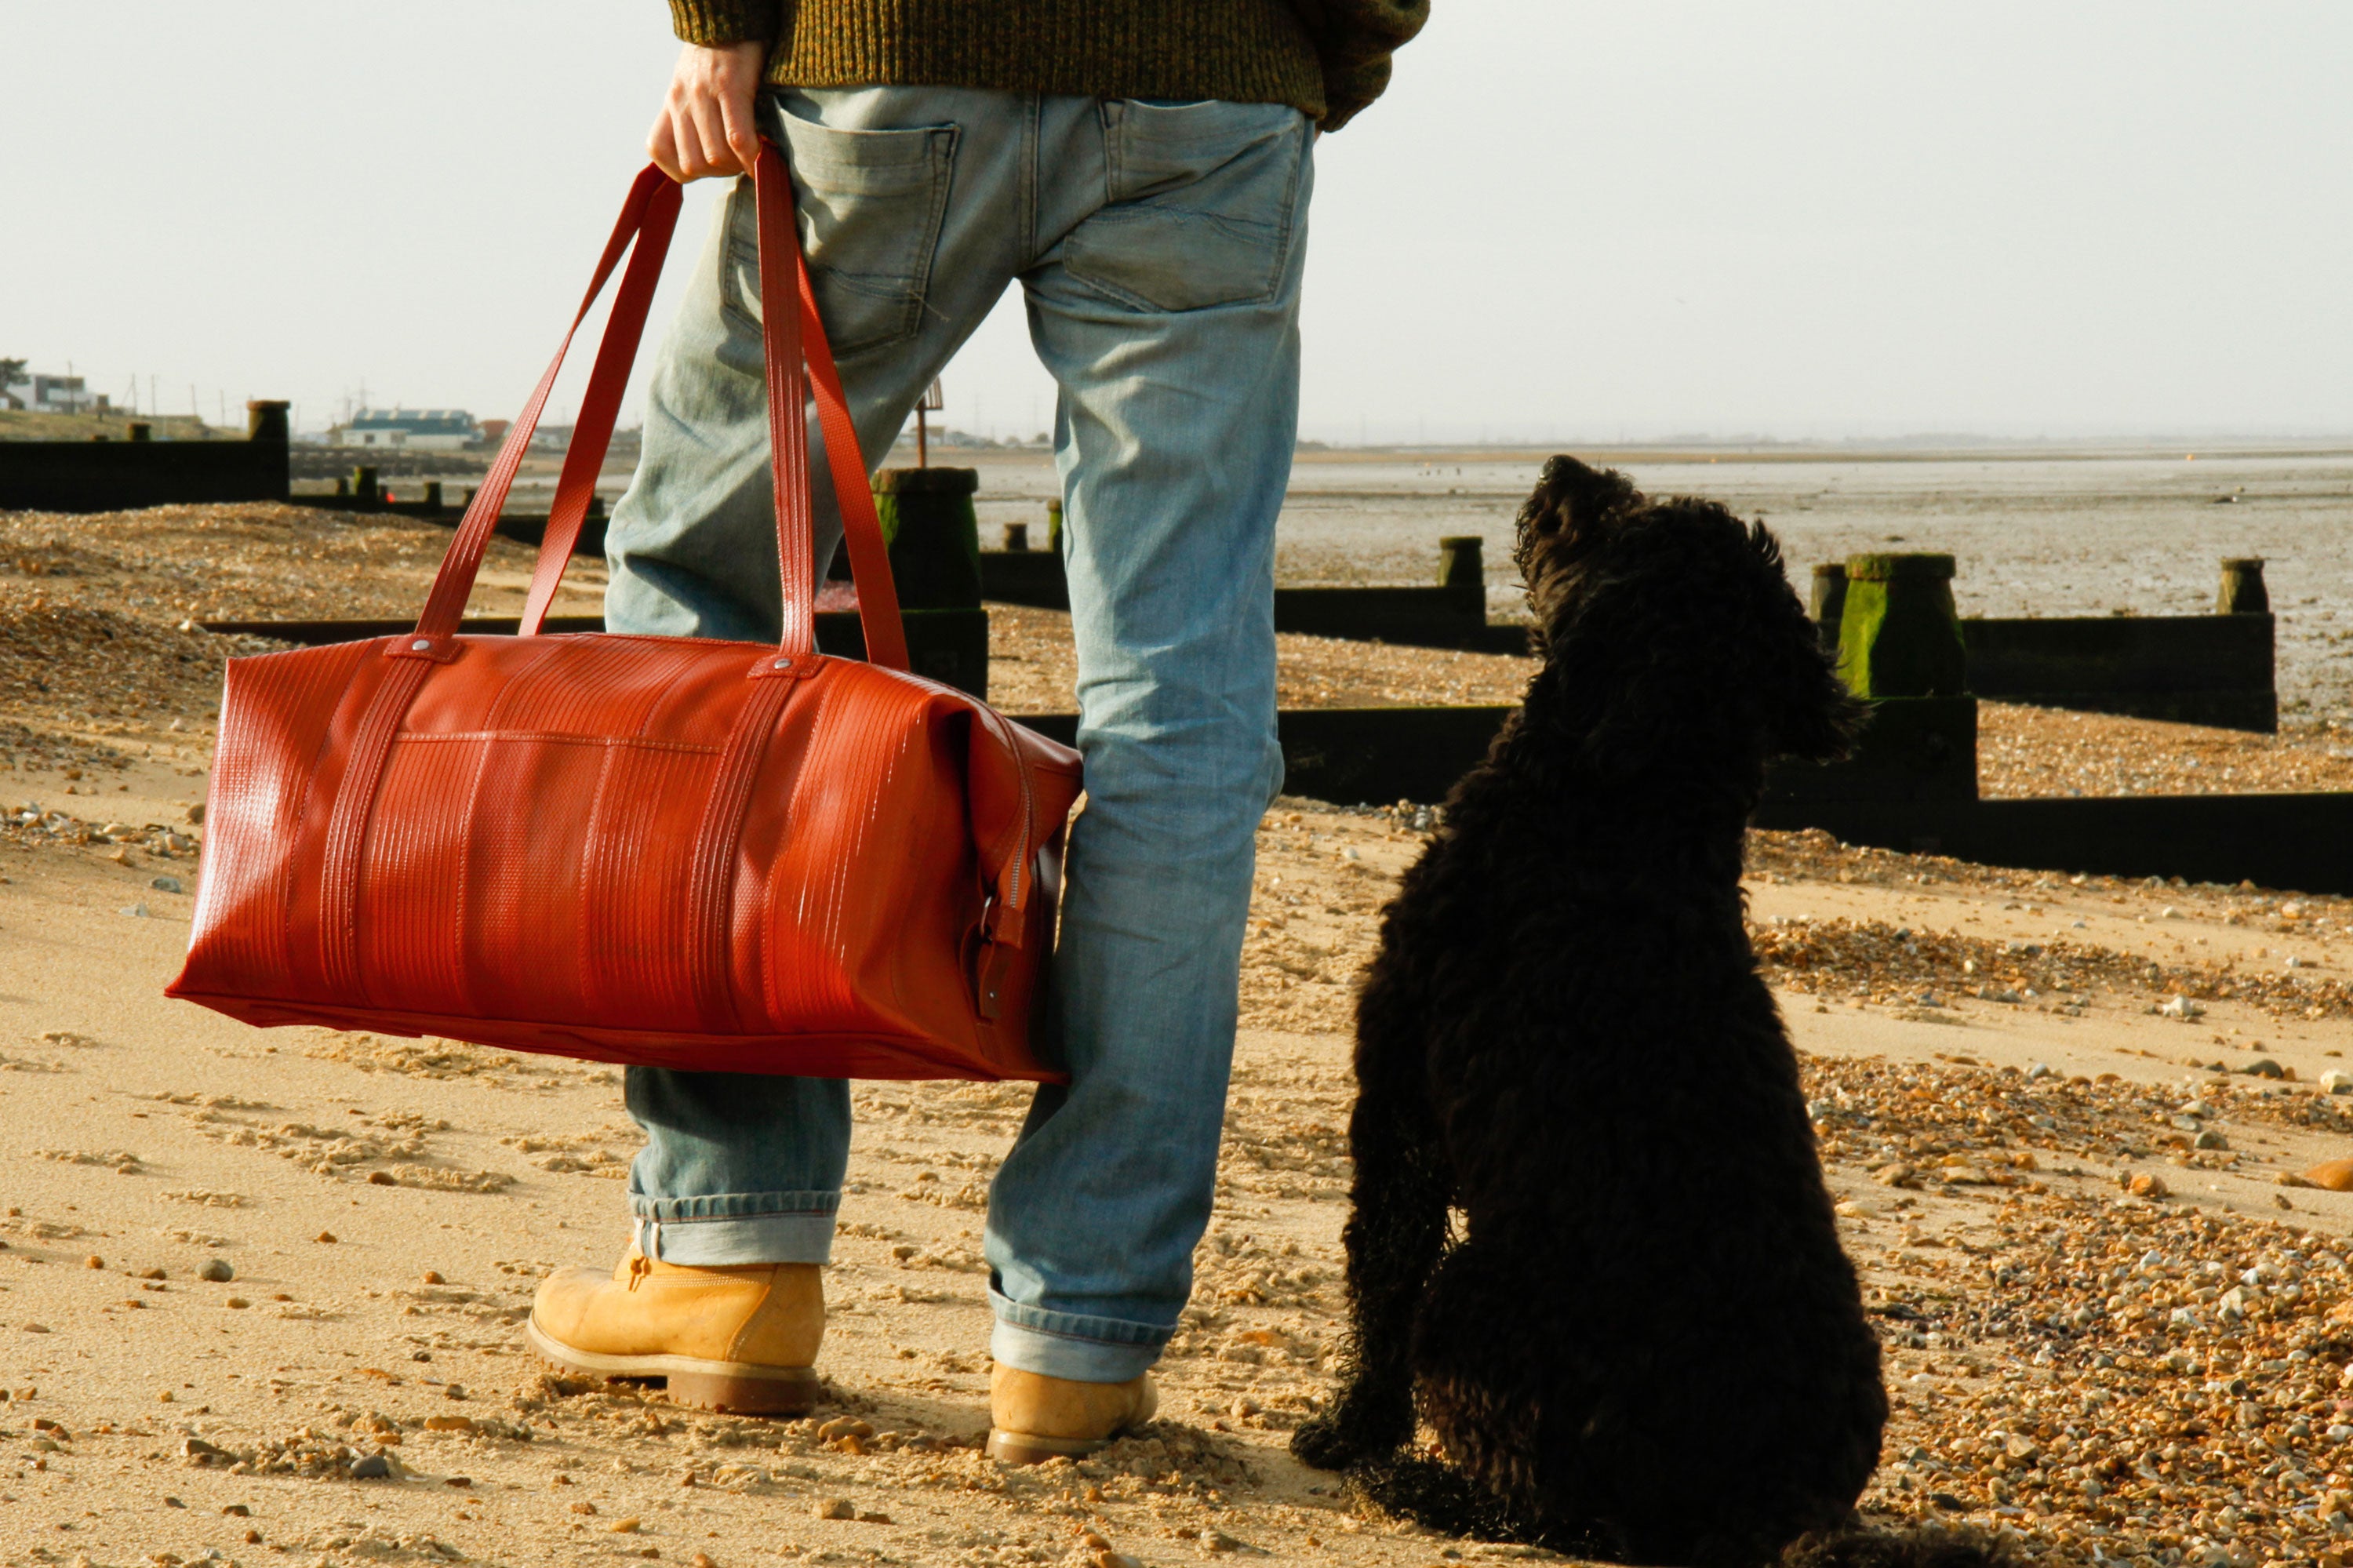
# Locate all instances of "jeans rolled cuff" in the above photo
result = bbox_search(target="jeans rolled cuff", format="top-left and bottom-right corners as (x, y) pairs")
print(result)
(627, 1191), (840, 1267)
(988, 1287), (1170, 1384)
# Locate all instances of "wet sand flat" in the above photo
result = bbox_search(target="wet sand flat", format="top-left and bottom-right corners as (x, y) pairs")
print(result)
(960, 444), (2353, 722)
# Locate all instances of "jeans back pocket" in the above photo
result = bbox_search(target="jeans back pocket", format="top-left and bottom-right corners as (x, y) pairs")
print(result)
(725, 94), (958, 357)
(1064, 100), (1309, 315)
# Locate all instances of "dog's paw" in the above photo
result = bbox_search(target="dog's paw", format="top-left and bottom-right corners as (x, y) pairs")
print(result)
(1290, 1413), (1374, 1472)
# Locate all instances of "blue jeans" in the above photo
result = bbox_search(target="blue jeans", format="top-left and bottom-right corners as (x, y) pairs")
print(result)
(607, 86), (1311, 1382)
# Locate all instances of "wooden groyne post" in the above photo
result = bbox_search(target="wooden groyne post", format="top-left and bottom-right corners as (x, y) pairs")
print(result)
(870, 466), (989, 698)
(1437, 536), (1483, 615)
(2218, 558), (2268, 615)
(1812, 562), (1849, 650)
(1838, 552), (1966, 699)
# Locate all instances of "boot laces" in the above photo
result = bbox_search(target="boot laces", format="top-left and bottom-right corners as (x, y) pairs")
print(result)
(626, 1253), (652, 1291)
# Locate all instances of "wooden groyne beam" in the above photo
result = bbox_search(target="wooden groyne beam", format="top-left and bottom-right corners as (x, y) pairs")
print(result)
(0, 401), (291, 511)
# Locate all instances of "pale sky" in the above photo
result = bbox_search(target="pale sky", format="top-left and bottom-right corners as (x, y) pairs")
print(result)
(4, 3), (2349, 444)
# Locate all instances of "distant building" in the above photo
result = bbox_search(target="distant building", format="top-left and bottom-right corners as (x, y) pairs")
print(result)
(332, 408), (480, 450)
(2, 373), (99, 413)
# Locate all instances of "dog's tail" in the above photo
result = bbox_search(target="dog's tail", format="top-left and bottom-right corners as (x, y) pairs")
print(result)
(1777, 1521), (2022, 1568)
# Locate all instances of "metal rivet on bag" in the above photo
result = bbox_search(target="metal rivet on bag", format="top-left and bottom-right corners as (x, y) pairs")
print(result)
(411, 639), (432, 652)
(773, 658), (791, 671)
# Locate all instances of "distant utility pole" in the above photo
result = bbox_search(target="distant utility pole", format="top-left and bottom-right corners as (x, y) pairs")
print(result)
(915, 379), (944, 467)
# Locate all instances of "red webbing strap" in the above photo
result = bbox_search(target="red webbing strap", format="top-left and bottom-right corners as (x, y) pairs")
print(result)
(751, 147), (818, 658)
(483, 149), (907, 664)
(787, 202), (909, 671)
(316, 653), (434, 999)
(416, 167), (682, 640)
(684, 666), (803, 1031)
(751, 143), (910, 670)
(518, 182), (684, 635)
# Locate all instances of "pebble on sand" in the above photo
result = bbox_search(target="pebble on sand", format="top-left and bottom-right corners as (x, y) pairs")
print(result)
(813, 1498), (855, 1520)
(2304, 1158), (2353, 1192)
(315, 1231), (337, 1243)
(82, 1255), (103, 1269)
(195, 1258), (232, 1282)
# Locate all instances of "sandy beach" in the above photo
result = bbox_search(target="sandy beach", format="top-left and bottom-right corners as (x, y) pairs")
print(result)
(5, 497), (2353, 1567)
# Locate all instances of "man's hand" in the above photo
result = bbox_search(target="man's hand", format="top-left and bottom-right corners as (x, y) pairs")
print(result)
(649, 42), (770, 182)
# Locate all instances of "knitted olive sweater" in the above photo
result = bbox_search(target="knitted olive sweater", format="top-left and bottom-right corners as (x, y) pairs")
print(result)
(668, 0), (1426, 132)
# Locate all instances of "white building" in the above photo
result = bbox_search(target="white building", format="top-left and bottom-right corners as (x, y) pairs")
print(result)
(1, 373), (98, 413)
(332, 409), (480, 450)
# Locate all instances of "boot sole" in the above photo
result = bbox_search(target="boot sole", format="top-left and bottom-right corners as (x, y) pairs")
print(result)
(526, 1319), (820, 1416)
(985, 1428), (1119, 1465)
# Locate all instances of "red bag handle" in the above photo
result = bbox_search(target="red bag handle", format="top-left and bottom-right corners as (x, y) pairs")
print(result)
(419, 144), (908, 671)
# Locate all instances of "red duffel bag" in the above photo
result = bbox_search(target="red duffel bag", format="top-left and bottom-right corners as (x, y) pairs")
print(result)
(167, 145), (1082, 1082)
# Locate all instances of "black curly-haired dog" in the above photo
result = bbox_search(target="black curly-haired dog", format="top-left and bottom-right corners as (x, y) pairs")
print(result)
(1291, 458), (2004, 1568)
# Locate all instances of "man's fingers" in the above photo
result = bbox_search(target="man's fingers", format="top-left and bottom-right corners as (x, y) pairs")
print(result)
(687, 95), (739, 178)
(718, 86), (763, 175)
(649, 43), (768, 182)
(648, 104), (686, 181)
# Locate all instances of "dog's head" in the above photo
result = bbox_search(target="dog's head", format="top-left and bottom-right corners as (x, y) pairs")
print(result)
(1514, 455), (1861, 777)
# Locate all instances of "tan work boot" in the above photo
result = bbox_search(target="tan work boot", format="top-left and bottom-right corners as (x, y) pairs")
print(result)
(985, 1364), (1158, 1465)
(526, 1247), (824, 1415)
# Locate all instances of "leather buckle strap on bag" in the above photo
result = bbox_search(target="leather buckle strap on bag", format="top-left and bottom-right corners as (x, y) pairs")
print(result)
(165, 145), (1082, 1082)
